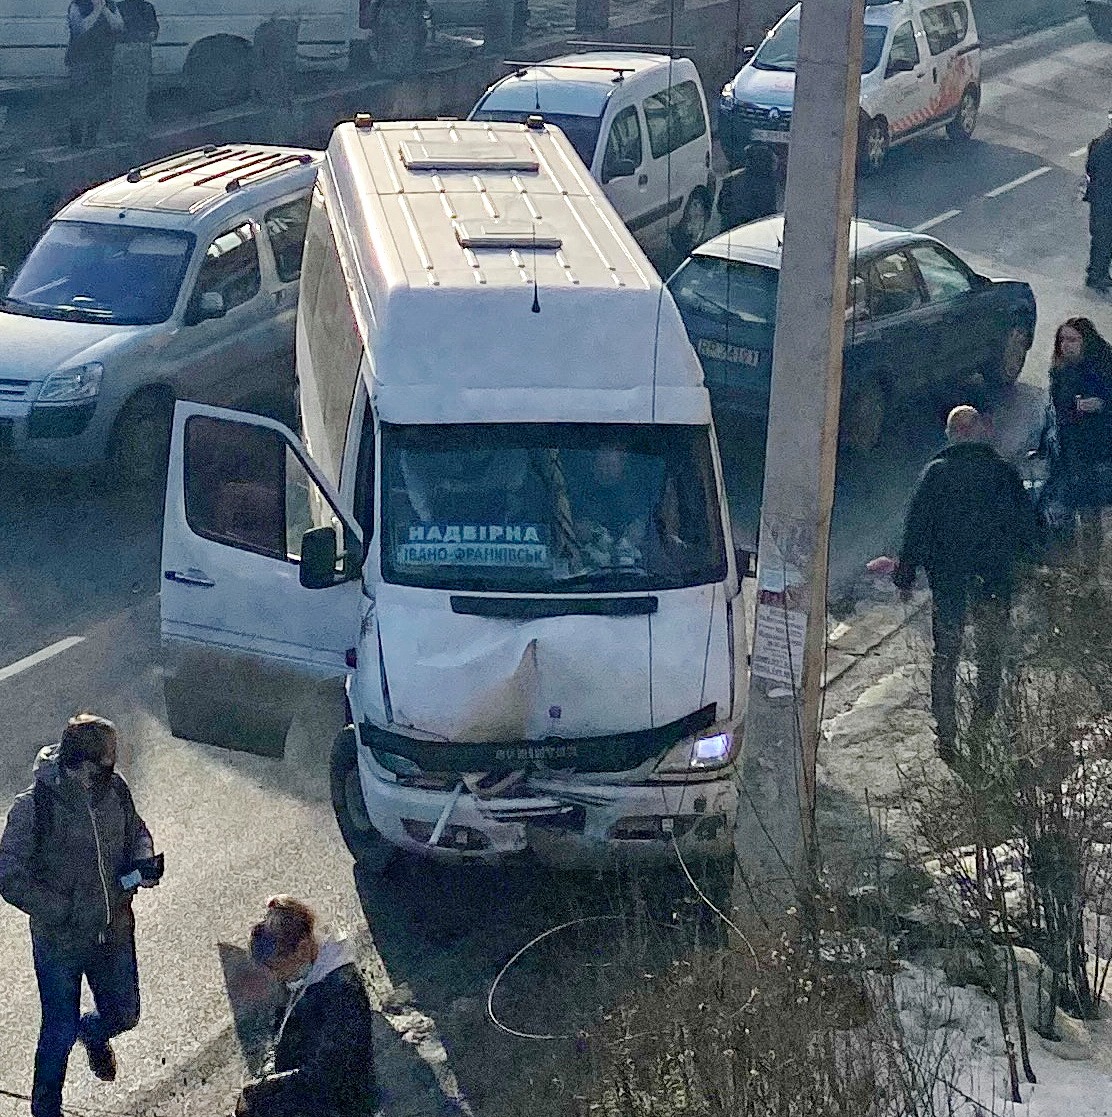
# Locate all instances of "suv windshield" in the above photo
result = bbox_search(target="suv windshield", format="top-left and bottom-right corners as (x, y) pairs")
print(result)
(3, 221), (195, 326)
(470, 108), (603, 166)
(753, 20), (888, 74)
(382, 423), (727, 594)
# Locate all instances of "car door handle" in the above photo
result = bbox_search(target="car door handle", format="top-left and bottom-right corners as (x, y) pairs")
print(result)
(164, 569), (216, 588)
(638, 173), (648, 186)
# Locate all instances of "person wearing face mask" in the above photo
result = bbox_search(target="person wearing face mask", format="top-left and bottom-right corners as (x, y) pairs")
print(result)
(0, 713), (158, 1117)
(235, 896), (378, 1117)
(1048, 317), (1112, 565)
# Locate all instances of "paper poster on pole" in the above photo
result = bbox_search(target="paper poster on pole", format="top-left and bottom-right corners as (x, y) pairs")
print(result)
(751, 602), (807, 688)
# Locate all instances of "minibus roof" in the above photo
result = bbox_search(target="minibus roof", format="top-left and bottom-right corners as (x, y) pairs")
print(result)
(319, 117), (709, 425)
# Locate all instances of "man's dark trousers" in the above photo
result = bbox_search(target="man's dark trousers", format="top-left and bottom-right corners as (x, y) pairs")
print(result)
(1089, 206), (1112, 285)
(30, 931), (139, 1117)
(930, 576), (1010, 752)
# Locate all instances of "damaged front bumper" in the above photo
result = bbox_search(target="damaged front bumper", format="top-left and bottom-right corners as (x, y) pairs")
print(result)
(355, 726), (738, 868)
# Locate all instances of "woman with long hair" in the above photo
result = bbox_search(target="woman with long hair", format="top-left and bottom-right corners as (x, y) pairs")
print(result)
(234, 896), (377, 1117)
(1048, 317), (1112, 566)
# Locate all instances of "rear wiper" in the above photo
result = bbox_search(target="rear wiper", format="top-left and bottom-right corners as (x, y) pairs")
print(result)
(686, 291), (730, 321)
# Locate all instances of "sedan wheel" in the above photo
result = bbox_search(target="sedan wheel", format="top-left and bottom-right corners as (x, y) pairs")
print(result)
(994, 325), (1030, 387)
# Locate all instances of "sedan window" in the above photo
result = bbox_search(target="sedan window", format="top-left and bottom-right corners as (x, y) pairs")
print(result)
(864, 250), (923, 318)
(908, 243), (973, 302)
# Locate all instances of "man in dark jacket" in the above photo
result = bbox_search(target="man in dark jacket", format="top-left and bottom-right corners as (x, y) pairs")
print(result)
(1085, 110), (1112, 292)
(236, 895), (377, 1117)
(0, 714), (157, 1117)
(893, 406), (1037, 763)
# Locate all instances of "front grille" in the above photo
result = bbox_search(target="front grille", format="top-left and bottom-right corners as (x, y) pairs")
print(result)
(738, 104), (792, 132)
(0, 378), (32, 401)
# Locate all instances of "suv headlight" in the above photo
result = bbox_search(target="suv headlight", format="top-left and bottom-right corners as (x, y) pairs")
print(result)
(655, 729), (736, 774)
(38, 362), (103, 403)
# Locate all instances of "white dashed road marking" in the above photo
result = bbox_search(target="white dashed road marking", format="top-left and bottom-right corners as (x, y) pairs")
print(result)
(983, 165), (1053, 198)
(0, 636), (86, 683)
(913, 209), (962, 232)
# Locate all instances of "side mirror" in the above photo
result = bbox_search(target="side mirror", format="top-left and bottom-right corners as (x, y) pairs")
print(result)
(300, 525), (340, 589)
(198, 291), (225, 320)
(735, 546), (757, 579)
(602, 157), (638, 184)
(741, 44), (756, 58)
(187, 290), (226, 325)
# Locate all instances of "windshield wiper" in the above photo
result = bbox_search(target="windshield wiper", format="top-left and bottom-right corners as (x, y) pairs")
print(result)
(554, 567), (649, 589)
(753, 60), (795, 72)
(686, 291), (730, 322)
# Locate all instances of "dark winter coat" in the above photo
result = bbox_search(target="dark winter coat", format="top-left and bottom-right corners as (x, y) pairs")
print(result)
(65, 0), (121, 69)
(1086, 127), (1112, 215)
(0, 745), (154, 953)
(894, 441), (1037, 595)
(240, 940), (377, 1117)
(1050, 356), (1112, 478)
(716, 163), (778, 230)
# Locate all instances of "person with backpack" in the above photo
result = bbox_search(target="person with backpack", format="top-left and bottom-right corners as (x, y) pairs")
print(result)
(0, 713), (159, 1117)
(892, 406), (1038, 765)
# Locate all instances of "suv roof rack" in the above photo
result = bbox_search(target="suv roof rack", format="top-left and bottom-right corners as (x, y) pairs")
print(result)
(564, 40), (695, 53)
(504, 58), (636, 80)
(125, 145), (227, 183)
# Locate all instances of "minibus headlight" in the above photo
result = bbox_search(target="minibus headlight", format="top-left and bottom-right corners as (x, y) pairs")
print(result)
(655, 729), (736, 774)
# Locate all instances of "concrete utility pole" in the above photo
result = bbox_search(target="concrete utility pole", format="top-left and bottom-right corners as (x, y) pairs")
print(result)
(733, 0), (865, 912)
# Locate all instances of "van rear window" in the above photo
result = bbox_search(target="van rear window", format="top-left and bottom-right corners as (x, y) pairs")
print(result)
(469, 109), (602, 166)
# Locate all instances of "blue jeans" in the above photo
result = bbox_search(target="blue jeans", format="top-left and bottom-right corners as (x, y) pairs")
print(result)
(31, 931), (140, 1117)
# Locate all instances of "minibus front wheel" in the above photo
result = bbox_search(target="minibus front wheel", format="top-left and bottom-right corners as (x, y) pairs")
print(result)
(331, 725), (397, 873)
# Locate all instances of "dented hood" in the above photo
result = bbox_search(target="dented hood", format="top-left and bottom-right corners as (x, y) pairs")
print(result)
(372, 582), (732, 743)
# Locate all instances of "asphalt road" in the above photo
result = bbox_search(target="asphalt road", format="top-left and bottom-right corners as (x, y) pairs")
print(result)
(0, 21), (1110, 1117)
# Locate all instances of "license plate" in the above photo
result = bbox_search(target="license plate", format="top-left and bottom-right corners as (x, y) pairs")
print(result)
(696, 337), (763, 367)
(750, 128), (789, 143)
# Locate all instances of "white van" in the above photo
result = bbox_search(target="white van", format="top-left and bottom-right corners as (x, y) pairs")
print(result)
(160, 117), (749, 869)
(0, 0), (364, 106)
(469, 52), (717, 257)
(718, 0), (981, 175)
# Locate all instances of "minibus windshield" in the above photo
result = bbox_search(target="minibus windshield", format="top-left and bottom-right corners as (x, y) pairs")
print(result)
(381, 423), (727, 594)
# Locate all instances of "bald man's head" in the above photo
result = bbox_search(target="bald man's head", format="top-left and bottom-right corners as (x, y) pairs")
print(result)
(946, 405), (984, 444)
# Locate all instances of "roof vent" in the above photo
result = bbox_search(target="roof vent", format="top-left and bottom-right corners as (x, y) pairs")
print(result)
(454, 222), (562, 250)
(400, 139), (539, 172)
(354, 112), (374, 129)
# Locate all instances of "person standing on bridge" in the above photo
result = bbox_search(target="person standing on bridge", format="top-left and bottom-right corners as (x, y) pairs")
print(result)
(1084, 109), (1112, 292)
(65, 0), (123, 148)
(891, 406), (1037, 765)
(0, 713), (159, 1117)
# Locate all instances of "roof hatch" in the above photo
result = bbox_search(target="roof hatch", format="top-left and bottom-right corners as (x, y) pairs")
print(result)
(399, 138), (540, 172)
(454, 221), (563, 249)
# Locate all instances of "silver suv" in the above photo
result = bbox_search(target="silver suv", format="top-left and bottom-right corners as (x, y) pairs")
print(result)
(0, 144), (321, 484)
